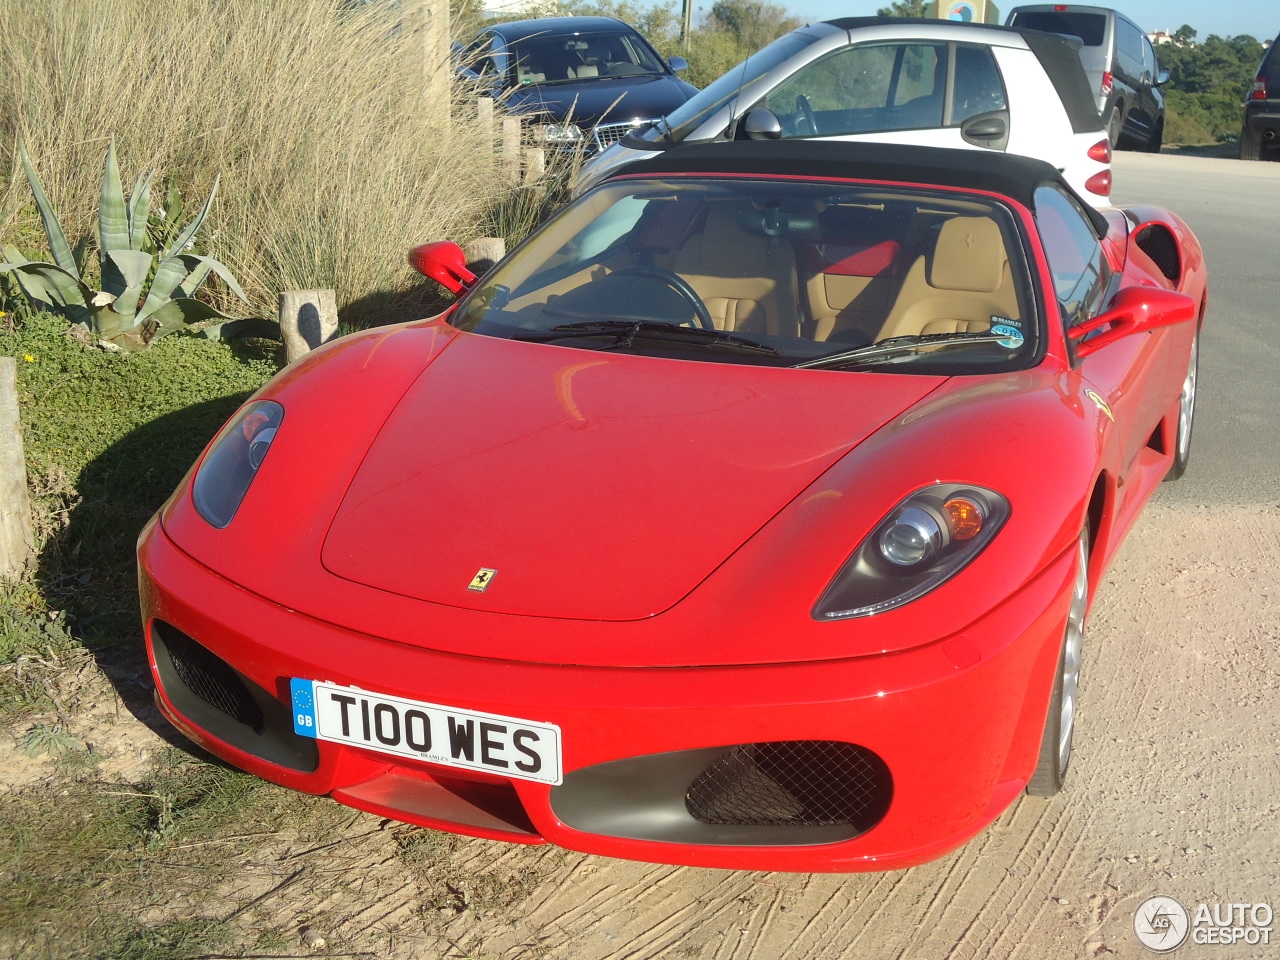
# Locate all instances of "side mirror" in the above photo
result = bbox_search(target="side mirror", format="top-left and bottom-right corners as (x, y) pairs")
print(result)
(668, 56), (688, 72)
(742, 107), (783, 141)
(408, 242), (477, 295)
(1156, 68), (1170, 86)
(1068, 285), (1196, 358)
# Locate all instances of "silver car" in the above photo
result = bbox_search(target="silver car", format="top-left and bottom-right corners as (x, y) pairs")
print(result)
(1005, 4), (1167, 152)
(576, 17), (1113, 206)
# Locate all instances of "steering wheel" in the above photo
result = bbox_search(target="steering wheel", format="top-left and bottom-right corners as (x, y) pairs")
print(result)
(795, 94), (818, 136)
(614, 265), (715, 330)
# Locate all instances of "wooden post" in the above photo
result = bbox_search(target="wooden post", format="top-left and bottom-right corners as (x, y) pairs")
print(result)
(477, 97), (495, 154)
(524, 147), (545, 185)
(462, 237), (506, 277)
(421, 0), (450, 124)
(0, 357), (35, 581)
(280, 289), (339, 364)
(502, 118), (522, 183)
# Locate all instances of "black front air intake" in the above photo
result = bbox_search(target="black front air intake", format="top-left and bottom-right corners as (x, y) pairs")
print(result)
(150, 620), (318, 772)
(685, 740), (892, 829)
(156, 621), (264, 732)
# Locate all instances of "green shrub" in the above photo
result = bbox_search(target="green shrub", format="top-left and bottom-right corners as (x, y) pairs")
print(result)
(3, 142), (253, 350)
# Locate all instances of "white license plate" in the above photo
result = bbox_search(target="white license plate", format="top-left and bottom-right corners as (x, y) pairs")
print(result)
(290, 679), (562, 785)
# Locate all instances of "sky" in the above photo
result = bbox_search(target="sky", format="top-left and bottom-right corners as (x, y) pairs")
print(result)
(785, 1), (1277, 43)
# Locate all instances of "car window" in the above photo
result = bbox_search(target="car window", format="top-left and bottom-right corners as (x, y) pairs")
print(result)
(952, 45), (1007, 122)
(762, 43), (950, 136)
(646, 29), (820, 142)
(1264, 38), (1280, 88)
(462, 33), (498, 78)
(1141, 37), (1157, 77)
(451, 177), (1038, 376)
(1116, 20), (1143, 73)
(507, 30), (663, 86)
(1033, 183), (1109, 326)
(1010, 11), (1106, 47)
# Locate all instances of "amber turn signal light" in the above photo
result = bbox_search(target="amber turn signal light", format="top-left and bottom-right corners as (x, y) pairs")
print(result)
(944, 497), (984, 540)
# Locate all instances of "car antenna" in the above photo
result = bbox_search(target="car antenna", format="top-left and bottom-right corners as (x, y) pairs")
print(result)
(723, 10), (763, 140)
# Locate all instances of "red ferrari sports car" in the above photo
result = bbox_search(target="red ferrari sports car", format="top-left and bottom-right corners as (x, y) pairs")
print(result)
(138, 141), (1206, 872)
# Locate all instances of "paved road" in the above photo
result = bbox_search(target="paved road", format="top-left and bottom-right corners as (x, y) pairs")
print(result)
(1112, 152), (1280, 505)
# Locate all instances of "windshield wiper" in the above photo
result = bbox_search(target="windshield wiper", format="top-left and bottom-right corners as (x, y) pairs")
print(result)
(515, 320), (778, 355)
(793, 332), (1014, 370)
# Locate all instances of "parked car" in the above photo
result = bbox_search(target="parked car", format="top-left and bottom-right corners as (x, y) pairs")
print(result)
(140, 138), (1207, 872)
(455, 16), (698, 154)
(1240, 30), (1280, 160)
(1005, 4), (1166, 152)
(575, 17), (1111, 207)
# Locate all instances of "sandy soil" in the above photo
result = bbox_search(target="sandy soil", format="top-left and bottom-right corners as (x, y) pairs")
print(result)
(6, 495), (1277, 959)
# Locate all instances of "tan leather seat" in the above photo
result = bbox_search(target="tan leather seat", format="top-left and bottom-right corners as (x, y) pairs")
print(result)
(673, 204), (799, 336)
(804, 240), (901, 343)
(876, 216), (1019, 340)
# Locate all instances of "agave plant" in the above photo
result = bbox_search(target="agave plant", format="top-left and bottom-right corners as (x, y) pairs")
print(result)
(1, 141), (258, 349)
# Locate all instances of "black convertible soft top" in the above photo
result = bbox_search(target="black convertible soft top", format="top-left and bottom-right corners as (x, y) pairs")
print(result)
(603, 139), (1110, 234)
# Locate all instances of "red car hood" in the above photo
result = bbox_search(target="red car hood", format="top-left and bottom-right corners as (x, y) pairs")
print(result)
(321, 335), (943, 621)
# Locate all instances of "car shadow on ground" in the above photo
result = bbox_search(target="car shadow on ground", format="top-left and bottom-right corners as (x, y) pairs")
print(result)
(35, 393), (257, 752)
(35, 289), (461, 751)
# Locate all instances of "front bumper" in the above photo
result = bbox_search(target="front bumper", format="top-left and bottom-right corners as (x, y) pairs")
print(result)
(139, 517), (1077, 873)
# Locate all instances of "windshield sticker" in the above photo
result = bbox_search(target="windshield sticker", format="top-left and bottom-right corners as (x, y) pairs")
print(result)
(990, 320), (1024, 349)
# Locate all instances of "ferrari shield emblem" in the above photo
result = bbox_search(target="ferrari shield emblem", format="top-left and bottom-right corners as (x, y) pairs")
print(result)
(468, 568), (498, 592)
(1085, 389), (1115, 423)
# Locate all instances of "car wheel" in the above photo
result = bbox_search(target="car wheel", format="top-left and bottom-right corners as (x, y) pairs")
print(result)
(1026, 531), (1088, 798)
(1163, 329), (1198, 482)
(1145, 119), (1163, 153)
(1239, 123), (1263, 161)
(1105, 107), (1122, 149)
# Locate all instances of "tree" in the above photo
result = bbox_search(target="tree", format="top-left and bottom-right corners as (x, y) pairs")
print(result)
(876, 0), (928, 16)
(1173, 24), (1197, 45)
(708, 0), (801, 52)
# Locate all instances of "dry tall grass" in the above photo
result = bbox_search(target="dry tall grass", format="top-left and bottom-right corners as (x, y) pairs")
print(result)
(0, 0), (507, 324)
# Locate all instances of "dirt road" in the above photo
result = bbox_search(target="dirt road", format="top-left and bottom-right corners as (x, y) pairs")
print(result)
(387, 500), (1276, 960)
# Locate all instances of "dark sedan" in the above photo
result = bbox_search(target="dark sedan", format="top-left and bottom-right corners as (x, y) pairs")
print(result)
(455, 16), (698, 153)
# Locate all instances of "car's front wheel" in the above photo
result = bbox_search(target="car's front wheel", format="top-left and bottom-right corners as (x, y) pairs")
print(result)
(1026, 531), (1088, 798)
(1163, 329), (1198, 482)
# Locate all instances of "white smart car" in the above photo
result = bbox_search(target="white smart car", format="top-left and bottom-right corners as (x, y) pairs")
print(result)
(576, 17), (1113, 206)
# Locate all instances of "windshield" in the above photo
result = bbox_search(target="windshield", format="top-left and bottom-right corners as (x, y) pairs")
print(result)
(450, 177), (1039, 375)
(635, 29), (817, 142)
(505, 29), (664, 86)
(1009, 11), (1106, 46)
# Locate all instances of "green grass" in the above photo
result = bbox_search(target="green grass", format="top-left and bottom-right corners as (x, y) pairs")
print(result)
(0, 747), (348, 960)
(1, 313), (276, 656)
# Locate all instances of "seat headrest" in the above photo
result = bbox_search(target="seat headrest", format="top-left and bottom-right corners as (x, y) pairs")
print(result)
(929, 216), (1005, 292)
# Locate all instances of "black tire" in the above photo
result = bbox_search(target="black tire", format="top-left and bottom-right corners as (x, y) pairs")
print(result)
(1026, 532), (1088, 798)
(1105, 107), (1122, 150)
(1239, 123), (1263, 161)
(1163, 329), (1198, 482)
(1145, 119), (1163, 153)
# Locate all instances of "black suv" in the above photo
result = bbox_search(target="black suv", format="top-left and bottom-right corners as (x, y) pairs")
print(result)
(1241, 32), (1280, 161)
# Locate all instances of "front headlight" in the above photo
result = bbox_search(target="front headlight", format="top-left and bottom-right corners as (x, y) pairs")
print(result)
(191, 400), (284, 528)
(813, 483), (1010, 620)
(541, 123), (584, 143)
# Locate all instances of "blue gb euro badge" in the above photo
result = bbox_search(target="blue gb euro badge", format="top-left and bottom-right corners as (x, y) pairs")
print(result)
(291, 678), (318, 737)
